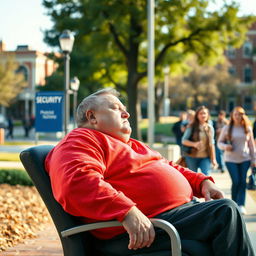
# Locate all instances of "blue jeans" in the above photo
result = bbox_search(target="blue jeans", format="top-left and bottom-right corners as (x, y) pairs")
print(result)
(215, 144), (225, 170)
(225, 161), (251, 206)
(185, 156), (211, 175)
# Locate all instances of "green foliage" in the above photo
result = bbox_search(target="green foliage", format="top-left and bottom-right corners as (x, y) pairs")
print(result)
(42, 0), (256, 138)
(0, 169), (33, 186)
(0, 55), (27, 107)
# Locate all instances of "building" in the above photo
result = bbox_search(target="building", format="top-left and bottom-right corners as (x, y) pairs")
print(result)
(225, 22), (256, 113)
(0, 40), (57, 119)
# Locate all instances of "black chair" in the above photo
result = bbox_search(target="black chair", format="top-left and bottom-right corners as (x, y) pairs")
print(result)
(20, 145), (212, 256)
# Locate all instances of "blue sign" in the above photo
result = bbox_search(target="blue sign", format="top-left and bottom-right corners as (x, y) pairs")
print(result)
(35, 91), (64, 132)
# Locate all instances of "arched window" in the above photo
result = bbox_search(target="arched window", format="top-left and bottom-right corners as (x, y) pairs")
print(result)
(243, 41), (252, 58)
(16, 65), (28, 81)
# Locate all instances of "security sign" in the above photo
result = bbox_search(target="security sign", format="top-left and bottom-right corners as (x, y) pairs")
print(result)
(35, 91), (64, 132)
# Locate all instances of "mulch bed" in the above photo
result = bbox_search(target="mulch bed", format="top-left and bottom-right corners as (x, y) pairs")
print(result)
(0, 184), (50, 251)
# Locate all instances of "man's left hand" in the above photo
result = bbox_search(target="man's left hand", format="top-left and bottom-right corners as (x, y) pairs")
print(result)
(201, 179), (225, 201)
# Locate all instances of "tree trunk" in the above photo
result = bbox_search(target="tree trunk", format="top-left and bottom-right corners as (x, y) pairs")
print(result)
(127, 72), (141, 140)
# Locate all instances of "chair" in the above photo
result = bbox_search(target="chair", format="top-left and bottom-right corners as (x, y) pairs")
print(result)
(20, 145), (212, 256)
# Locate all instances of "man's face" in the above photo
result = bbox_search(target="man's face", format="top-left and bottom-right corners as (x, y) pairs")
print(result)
(91, 94), (132, 143)
(218, 113), (225, 120)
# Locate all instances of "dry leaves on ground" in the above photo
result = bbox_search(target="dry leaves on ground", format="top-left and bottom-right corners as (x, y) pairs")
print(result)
(0, 184), (50, 251)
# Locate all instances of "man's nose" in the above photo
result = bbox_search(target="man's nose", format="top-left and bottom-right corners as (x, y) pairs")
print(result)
(122, 110), (130, 118)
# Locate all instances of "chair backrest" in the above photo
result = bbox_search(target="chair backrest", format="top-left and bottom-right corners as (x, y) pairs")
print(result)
(20, 145), (93, 256)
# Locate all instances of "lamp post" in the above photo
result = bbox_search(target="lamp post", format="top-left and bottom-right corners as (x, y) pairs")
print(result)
(59, 30), (75, 135)
(163, 66), (170, 116)
(147, 0), (155, 146)
(70, 76), (80, 128)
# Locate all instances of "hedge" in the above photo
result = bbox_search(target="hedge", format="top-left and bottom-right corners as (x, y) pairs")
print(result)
(0, 169), (33, 186)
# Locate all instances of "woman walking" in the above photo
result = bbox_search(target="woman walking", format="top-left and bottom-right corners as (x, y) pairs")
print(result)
(182, 106), (217, 175)
(218, 106), (256, 214)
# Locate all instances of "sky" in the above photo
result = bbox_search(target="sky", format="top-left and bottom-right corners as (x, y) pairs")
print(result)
(0, 0), (256, 53)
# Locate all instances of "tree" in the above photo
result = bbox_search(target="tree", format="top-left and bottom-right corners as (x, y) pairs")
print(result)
(42, 0), (255, 138)
(0, 55), (27, 107)
(168, 57), (239, 110)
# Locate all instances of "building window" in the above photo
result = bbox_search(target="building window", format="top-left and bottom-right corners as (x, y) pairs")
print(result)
(244, 66), (252, 83)
(226, 46), (236, 58)
(244, 96), (252, 111)
(16, 65), (28, 81)
(243, 41), (252, 58)
(228, 66), (236, 76)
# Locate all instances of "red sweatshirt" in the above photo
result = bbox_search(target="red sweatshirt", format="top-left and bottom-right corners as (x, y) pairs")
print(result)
(45, 128), (213, 239)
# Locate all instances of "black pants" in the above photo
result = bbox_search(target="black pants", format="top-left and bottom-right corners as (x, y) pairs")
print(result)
(94, 199), (255, 256)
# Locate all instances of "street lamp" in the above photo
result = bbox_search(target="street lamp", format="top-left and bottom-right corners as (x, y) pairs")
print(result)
(59, 30), (75, 135)
(70, 76), (80, 128)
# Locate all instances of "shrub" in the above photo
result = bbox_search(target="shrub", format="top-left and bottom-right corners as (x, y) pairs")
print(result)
(0, 169), (33, 186)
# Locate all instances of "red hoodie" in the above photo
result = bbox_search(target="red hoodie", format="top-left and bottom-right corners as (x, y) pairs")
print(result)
(45, 128), (213, 239)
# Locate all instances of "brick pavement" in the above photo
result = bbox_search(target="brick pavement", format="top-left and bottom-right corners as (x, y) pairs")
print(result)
(2, 224), (62, 256)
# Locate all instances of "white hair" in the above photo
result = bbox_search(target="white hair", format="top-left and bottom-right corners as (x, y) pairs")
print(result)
(76, 88), (120, 127)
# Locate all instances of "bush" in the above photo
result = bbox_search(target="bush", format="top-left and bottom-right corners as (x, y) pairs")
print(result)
(0, 169), (33, 186)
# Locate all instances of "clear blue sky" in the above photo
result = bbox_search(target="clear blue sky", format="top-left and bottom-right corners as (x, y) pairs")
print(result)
(0, 0), (255, 52)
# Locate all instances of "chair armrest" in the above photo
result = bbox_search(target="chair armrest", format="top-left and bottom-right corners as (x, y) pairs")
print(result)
(61, 218), (181, 256)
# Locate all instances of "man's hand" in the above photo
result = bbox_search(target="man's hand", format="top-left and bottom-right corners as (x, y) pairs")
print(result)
(201, 179), (225, 201)
(122, 206), (155, 250)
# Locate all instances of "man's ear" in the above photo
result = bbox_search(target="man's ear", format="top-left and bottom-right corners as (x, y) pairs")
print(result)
(86, 110), (97, 124)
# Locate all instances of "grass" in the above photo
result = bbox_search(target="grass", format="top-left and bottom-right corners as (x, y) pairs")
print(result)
(4, 141), (34, 146)
(0, 152), (20, 161)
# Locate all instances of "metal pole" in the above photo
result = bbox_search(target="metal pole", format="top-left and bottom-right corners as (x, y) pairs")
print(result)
(147, 0), (155, 146)
(73, 91), (77, 128)
(64, 53), (70, 135)
(164, 71), (169, 116)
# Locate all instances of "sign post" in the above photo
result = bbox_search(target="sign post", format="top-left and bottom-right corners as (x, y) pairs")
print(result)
(35, 92), (64, 137)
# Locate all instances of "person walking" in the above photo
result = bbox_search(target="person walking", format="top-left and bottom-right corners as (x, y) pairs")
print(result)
(6, 115), (14, 139)
(182, 106), (217, 175)
(213, 110), (229, 173)
(218, 106), (256, 215)
(172, 111), (187, 150)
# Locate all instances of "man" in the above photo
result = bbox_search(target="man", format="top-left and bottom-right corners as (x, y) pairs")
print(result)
(45, 88), (254, 256)
(172, 111), (187, 148)
(213, 110), (229, 173)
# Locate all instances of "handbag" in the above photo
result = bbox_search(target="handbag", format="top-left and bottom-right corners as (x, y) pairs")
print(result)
(247, 167), (256, 190)
(181, 144), (192, 154)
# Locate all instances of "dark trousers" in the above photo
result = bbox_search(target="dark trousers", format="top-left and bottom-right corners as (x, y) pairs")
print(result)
(94, 199), (254, 256)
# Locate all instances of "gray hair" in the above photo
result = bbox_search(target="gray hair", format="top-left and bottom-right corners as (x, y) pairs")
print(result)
(76, 88), (120, 127)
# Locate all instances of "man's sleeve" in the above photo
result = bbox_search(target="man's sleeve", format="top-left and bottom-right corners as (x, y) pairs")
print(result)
(169, 161), (214, 197)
